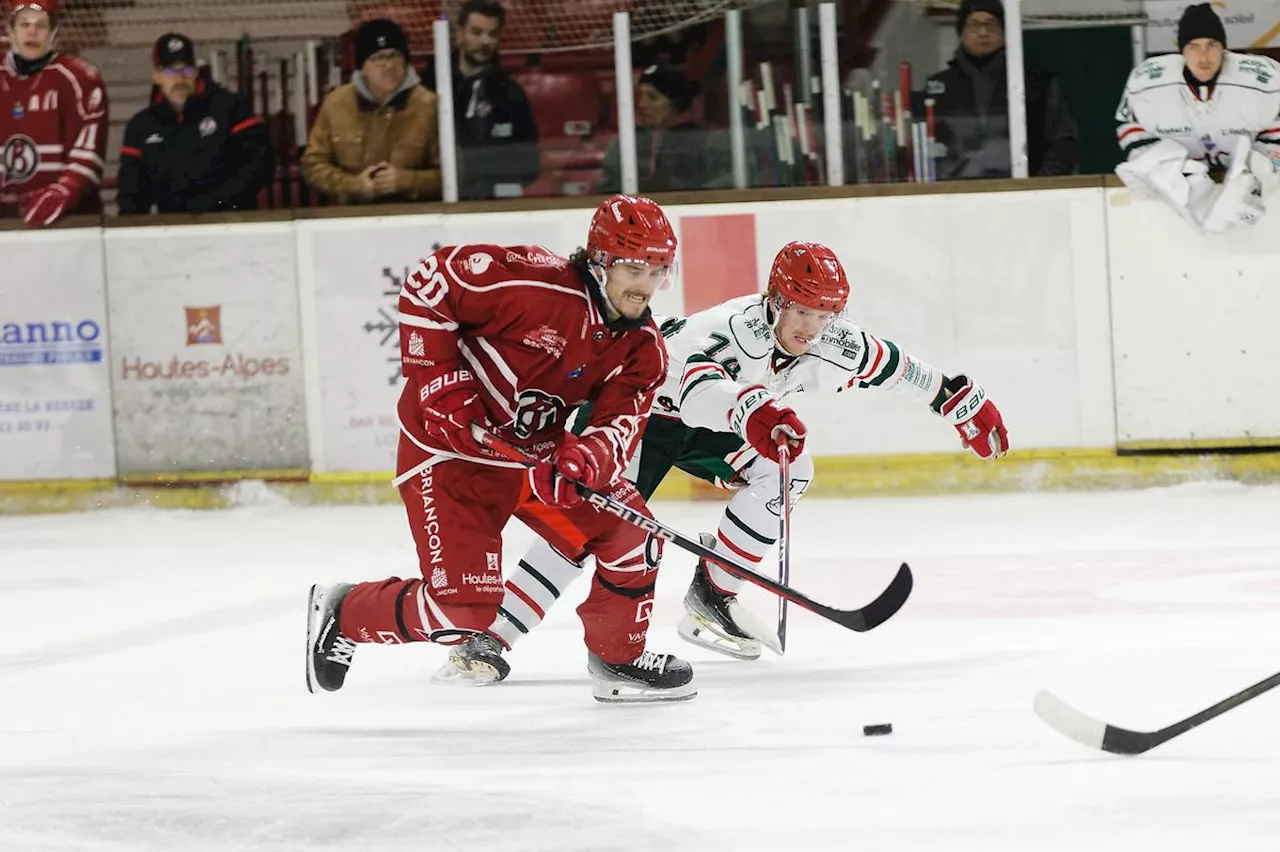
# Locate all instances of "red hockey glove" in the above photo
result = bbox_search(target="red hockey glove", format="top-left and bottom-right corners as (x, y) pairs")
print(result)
(939, 375), (1008, 460)
(730, 385), (807, 464)
(528, 433), (615, 508)
(418, 367), (491, 457)
(19, 182), (72, 228)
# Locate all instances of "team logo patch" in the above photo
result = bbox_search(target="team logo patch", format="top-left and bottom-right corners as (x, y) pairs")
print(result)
(408, 331), (425, 357)
(185, 306), (222, 345)
(1, 135), (39, 183)
(467, 252), (493, 275)
(199, 116), (218, 137)
(511, 388), (566, 439)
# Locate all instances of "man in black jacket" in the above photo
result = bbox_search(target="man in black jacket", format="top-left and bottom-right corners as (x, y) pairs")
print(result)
(116, 33), (273, 214)
(421, 0), (539, 199)
(922, 0), (1077, 179)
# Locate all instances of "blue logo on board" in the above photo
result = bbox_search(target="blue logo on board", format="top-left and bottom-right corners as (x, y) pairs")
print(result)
(0, 320), (104, 366)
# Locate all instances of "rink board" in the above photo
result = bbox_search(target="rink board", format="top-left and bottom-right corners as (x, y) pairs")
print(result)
(0, 228), (116, 481)
(3, 180), (1280, 498)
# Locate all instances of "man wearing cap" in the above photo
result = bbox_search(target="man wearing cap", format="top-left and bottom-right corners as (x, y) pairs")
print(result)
(598, 63), (731, 193)
(1, 0), (108, 227)
(921, 0), (1077, 180)
(421, 0), (538, 200)
(303, 18), (440, 205)
(116, 33), (272, 214)
(1115, 3), (1280, 233)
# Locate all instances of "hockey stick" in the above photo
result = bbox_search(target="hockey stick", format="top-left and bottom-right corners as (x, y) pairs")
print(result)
(473, 426), (913, 634)
(776, 442), (791, 653)
(1034, 670), (1280, 755)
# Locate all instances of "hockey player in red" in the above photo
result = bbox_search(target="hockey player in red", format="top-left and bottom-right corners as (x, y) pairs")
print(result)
(306, 194), (697, 703)
(0, 0), (108, 227)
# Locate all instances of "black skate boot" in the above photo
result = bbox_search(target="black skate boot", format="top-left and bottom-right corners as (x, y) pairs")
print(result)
(306, 583), (358, 693)
(677, 533), (780, 660)
(432, 631), (511, 686)
(588, 650), (696, 703)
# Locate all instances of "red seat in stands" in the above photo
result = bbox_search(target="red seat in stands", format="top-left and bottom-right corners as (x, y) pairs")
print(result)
(515, 70), (605, 138)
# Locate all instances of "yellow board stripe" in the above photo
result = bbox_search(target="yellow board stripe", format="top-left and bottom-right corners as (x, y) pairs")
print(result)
(5, 448), (1280, 514)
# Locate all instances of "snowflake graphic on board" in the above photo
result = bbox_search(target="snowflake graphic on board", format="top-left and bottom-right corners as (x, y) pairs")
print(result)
(364, 241), (442, 385)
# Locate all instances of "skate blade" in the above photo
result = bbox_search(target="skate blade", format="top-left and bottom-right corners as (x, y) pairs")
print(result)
(304, 584), (322, 695)
(431, 656), (505, 686)
(677, 614), (763, 661)
(591, 679), (698, 704)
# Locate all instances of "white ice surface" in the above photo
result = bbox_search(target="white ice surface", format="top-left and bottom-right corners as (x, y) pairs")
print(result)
(3, 484), (1280, 850)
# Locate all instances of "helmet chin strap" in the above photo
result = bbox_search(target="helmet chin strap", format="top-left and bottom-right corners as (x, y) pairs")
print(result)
(765, 292), (795, 354)
(587, 258), (619, 319)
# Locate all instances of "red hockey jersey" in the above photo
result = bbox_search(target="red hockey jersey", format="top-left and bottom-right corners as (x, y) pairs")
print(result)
(395, 244), (668, 475)
(0, 51), (108, 216)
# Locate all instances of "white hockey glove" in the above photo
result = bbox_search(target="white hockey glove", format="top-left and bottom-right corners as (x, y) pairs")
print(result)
(1247, 148), (1280, 193)
(1116, 139), (1214, 230)
(1203, 135), (1266, 234)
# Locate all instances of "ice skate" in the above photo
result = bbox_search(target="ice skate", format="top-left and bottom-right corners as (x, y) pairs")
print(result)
(588, 650), (696, 703)
(432, 631), (511, 686)
(678, 533), (782, 660)
(306, 583), (358, 693)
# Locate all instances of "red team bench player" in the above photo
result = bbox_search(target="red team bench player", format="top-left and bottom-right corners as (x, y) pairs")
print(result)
(306, 194), (700, 703)
(1, 0), (107, 227)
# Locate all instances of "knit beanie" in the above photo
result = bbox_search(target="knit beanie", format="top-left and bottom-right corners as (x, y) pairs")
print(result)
(355, 18), (409, 68)
(1177, 3), (1227, 49)
(956, 0), (1005, 33)
(638, 64), (694, 113)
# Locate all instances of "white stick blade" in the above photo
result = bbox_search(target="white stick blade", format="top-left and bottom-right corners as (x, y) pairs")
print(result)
(1033, 690), (1109, 750)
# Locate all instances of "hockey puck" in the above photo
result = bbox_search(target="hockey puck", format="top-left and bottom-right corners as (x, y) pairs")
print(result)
(862, 723), (893, 736)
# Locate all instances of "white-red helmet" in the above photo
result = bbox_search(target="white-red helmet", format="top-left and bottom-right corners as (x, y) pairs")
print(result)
(586, 194), (678, 271)
(6, 0), (62, 23)
(766, 241), (850, 315)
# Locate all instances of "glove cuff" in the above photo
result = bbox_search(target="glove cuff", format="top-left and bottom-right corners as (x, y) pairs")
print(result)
(728, 384), (771, 439)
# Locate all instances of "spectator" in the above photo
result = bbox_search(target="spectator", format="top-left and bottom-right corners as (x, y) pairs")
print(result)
(0, 0), (107, 227)
(303, 19), (440, 205)
(922, 0), (1077, 179)
(599, 64), (732, 194)
(421, 0), (538, 200)
(116, 33), (272, 214)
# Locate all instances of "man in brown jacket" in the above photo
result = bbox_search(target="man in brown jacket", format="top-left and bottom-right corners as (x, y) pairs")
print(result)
(302, 19), (441, 204)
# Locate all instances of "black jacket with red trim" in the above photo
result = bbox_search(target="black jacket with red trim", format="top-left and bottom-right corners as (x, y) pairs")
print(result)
(116, 77), (273, 213)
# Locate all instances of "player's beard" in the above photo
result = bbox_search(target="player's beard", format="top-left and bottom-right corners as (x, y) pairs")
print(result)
(614, 289), (651, 318)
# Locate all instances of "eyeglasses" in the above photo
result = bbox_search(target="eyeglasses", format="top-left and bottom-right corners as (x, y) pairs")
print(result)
(161, 65), (197, 78)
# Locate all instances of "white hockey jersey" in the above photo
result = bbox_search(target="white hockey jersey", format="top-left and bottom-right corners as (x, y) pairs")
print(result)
(1115, 51), (1280, 166)
(655, 294), (946, 434)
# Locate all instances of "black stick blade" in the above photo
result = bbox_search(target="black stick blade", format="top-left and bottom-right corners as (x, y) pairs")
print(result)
(823, 562), (913, 632)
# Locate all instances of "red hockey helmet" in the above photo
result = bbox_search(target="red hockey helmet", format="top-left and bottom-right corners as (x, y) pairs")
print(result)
(767, 241), (850, 315)
(587, 194), (678, 271)
(6, 0), (62, 22)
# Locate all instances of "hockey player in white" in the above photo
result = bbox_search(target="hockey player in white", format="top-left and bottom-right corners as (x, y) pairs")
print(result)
(1114, 3), (1280, 233)
(434, 241), (1009, 683)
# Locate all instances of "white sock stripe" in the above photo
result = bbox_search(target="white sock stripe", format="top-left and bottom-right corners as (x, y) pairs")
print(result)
(500, 591), (544, 629)
(505, 574), (558, 613)
(716, 523), (771, 560)
(597, 539), (647, 571)
(419, 584), (457, 634)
